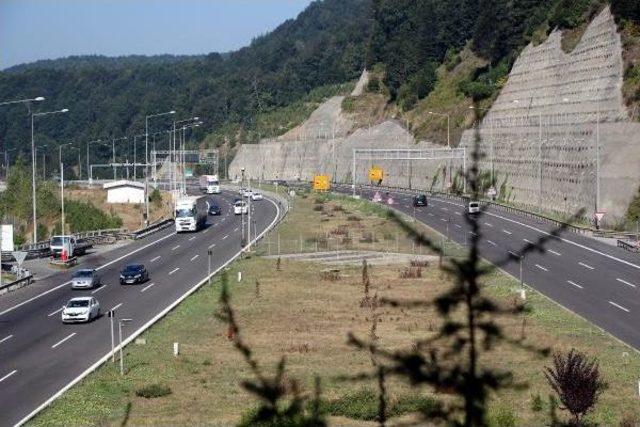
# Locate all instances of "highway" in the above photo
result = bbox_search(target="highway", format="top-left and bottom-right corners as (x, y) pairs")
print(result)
(337, 186), (640, 352)
(0, 190), (280, 427)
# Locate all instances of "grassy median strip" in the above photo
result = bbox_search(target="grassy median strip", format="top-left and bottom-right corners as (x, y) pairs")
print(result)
(30, 191), (640, 426)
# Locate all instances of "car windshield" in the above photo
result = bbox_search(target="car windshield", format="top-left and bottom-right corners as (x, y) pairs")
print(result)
(124, 265), (142, 273)
(67, 300), (89, 308)
(416, 195), (426, 201)
(176, 208), (195, 218)
(51, 236), (68, 246)
(235, 202), (246, 207)
(74, 270), (93, 278)
(470, 203), (479, 208)
(210, 205), (219, 210)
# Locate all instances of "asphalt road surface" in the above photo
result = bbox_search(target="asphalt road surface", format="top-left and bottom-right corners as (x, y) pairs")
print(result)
(336, 185), (640, 352)
(0, 190), (279, 427)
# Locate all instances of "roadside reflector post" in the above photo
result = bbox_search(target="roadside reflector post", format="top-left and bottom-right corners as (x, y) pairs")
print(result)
(237, 271), (242, 282)
(173, 342), (179, 357)
(108, 309), (115, 362)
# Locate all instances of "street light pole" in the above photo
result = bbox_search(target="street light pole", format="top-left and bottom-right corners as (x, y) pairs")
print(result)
(58, 142), (74, 235)
(31, 108), (69, 242)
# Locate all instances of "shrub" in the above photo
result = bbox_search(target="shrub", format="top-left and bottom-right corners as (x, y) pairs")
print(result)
(135, 383), (172, 399)
(149, 188), (162, 206)
(530, 393), (544, 412)
(323, 388), (378, 420)
(388, 394), (440, 418)
(486, 405), (517, 427)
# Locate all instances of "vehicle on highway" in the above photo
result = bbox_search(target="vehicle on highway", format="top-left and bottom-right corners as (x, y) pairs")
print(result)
(234, 200), (248, 215)
(241, 188), (253, 198)
(199, 174), (220, 194)
(71, 269), (100, 289)
(119, 263), (149, 285)
(413, 194), (428, 207)
(208, 203), (222, 215)
(175, 196), (207, 232)
(251, 192), (263, 201)
(50, 235), (91, 258)
(61, 296), (100, 323)
(467, 201), (480, 215)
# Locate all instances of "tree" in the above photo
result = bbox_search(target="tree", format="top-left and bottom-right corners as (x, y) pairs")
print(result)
(544, 348), (606, 425)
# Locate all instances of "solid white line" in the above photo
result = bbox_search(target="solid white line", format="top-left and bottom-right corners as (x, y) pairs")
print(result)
(441, 218), (447, 222)
(535, 264), (548, 272)
(578, 262), (594, 270)
(441, 207), (449, 211)
(567, 280), (583, 289)
(188, 236), (196, 241)
(428, 213), (434, 217)
(47, 307), (64, 317)
(190, 254), (199, 261)
(110, 303), (123, 312)
(0, 370), (17, 383)
(14, 195), (282, 427)
(91, 285), (106, 294)
(469, 231), (477, 237)
(487, 240), (496, 246)
(51, 333), (76, 349)
(0, 334), (13, 344)
(502, 229), (512, 235)
(150, 256), (161, 263)
(616, 278), (637, 288)
(547, 249), (562, 256)
(168, 267), (180, 275)
(140, 283), (155, 293)
(171, 245), (180, 251)
(203, 229), (209, 234)
(484, 222), (493, 227)
(523, 238), (533, 244)
(0, 281), (71, 317)
(233, 227), (239, 232)
(609, 301), (630, 313)
(508, 251), (519, 257)
(222, 235), (229, 240)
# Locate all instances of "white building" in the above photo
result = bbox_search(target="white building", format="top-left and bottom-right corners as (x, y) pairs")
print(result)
(103, 180), (145, 204)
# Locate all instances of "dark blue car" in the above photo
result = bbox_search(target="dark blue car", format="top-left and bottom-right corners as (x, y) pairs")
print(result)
(119, 264), (149, 285)
(208, 204), (222, 215)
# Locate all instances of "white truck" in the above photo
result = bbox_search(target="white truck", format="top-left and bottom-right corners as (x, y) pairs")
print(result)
(50, 235), (92, 259)
(199, 174), (220, 194)
(175, 197), (207, 232)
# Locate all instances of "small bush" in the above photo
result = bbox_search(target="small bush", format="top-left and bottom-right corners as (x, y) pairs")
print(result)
(486, 405), (517, 427)
(410, 259), (429, 267)
(149, 188), (162, 206)
(135, 383), (172, 399)
(323, 388), (378, 421)
(400, 266), (422, 279)
(346, 215), (361, 221)
(530, 393), (544, 412)
(388, 394), (440, 418)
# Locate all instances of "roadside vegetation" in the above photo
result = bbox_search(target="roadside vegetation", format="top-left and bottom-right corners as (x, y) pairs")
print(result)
(30, 183), (640, 426)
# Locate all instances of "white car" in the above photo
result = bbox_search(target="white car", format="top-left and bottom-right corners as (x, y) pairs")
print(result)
(61, 297), (100, 323)
(251, 192), (263, 201)
(242, 189), (253, 198)
(467, 201), (480, 215)
(234, 200), (248, 215)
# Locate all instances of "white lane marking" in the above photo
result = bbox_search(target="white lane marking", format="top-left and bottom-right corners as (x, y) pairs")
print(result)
(487, 240), (496, 246)
(441, 207), (449, 211)
(169, 267), (180, 275)
(428, 213), (434, 217)
(150, 256), (161, 263)
(441, 218), (447, 222)
(47, 307), (64, 317)
(110, 303), (123, 312)
(454, 224), (461, 229)
(469, 231), (477, 237)
(578, 262), (594, 270)
(171, 245), (180, 251)
(523, 238), (533, 244)
(0, 370), (17, 383)
(609, 301), (630, 313)
(233, 227), (239, 232)
(502, 229), (512, 235)
(0, 281), (71, 316)
(51, 333), (76, 349)
(484, 222), (493, 227)
(222, 235), (229, 240)
(616, 278), (637, 288)
(203, 229), (210, 234)
(190, 254), (199, 261)
(547, 249), (562, 256)
(455, 212), (461, 216)
(141, 283), (155, 293)
(91, 285), (106, 294)
(209, 244), (216, 248)
(535, 264), (548, 272)
(567, 280), (583, 289)
(188, 236), (196, 241)
(0, 335), (14, 345)
(508, 250), (519, 257)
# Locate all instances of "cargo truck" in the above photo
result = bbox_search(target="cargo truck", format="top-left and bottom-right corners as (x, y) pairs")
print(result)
(175, 197), (207, 232)
(50, 235), (92, 258)
(199, 174), (220, 194)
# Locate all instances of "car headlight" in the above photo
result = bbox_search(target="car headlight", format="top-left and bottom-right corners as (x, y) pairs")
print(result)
(134, 274), (142, 278)
(120, 274), (125, 279)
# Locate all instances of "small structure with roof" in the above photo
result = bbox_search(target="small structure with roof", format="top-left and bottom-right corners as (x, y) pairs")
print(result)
(103, 180), (145, 204)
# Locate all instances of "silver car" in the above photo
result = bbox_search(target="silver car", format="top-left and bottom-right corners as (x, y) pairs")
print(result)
(71, 269), (100, 290)
(61, 297), (100, 323)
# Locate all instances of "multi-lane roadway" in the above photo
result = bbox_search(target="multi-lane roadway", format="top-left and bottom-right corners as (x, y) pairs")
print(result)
(0, 190), (280, 427)
(337, 185), (640, 353)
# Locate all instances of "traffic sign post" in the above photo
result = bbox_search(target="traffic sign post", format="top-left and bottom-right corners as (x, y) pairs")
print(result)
(594, 211), (605, 229)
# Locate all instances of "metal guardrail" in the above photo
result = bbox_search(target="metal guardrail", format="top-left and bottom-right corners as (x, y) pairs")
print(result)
(617, 239), (640, 252)
(130, 218), (174, 240)
(0, 275), (34, 296)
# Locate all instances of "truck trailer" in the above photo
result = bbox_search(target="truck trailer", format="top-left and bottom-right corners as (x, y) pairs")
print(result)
(175, 197), (207, 232)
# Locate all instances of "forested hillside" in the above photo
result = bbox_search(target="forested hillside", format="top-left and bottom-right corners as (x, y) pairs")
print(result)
(0, 0), (371, 166)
